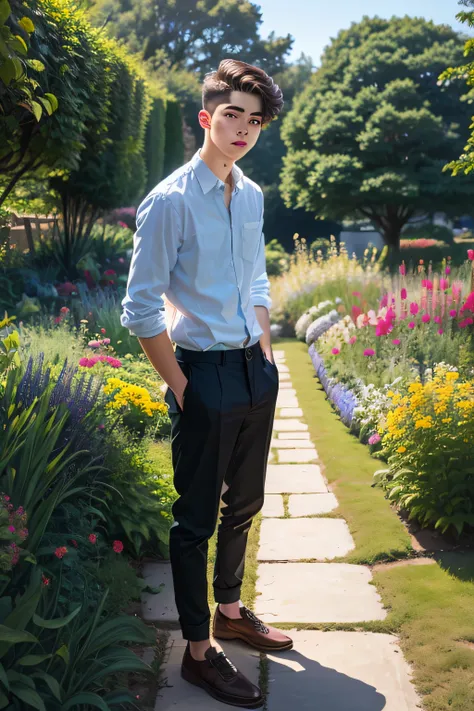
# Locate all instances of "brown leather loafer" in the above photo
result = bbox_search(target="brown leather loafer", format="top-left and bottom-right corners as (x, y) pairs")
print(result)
(213, 605), (293, 652)
(181, 643), (264, 708)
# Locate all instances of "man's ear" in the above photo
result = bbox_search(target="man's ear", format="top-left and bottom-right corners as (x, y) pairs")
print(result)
(198, 109), (212, 130)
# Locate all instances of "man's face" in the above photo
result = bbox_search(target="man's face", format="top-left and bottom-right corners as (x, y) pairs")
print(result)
(204, 90), (264, 159)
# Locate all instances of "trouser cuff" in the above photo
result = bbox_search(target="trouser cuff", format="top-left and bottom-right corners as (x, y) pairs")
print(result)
(213, 586), (242, 604)
(181, 618), (210, 642)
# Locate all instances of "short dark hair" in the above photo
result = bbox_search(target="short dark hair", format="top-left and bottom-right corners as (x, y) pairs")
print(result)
(202, 59), (284, 124)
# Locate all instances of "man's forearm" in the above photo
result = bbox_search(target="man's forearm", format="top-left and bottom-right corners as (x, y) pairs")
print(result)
(138, 330), (187, 402)
(254, 305), (273, 364)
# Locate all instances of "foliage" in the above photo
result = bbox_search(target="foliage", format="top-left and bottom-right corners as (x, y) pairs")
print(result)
(103, 376), (168, 434)
(163, 98), (184, 177)
(265, 238), (289, 277)
(374, 367), (474, 536)
(87, 0), (293, 76)
(280, 16), (474, 249)
(401, 223), (454, 245)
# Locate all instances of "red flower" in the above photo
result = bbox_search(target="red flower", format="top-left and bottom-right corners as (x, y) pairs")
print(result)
(42, 574), (50, 587)
(54, 316), (62, 324)
(468, 249), (474, 261)
(113, 540), (124, 554)
(54, 546), (68, 559)
(104, 269), (116, 276)
(101, 328), (106, 334)
(60, 306), (70, 314)
(88, 534), (97, 544)
(70, 539), (78, 548)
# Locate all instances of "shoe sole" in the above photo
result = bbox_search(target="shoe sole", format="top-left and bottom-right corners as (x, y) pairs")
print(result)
(181, 665), (264, 708)
(214, 629), (294, 653)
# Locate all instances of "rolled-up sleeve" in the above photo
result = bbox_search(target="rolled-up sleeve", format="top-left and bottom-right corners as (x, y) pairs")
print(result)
(250, 195), (272, 311)
(121, 192), (182, 338)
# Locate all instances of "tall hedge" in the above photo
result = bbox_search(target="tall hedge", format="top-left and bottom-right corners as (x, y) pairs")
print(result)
(145, 95), (167, 192)
(163, 98), (184, 177)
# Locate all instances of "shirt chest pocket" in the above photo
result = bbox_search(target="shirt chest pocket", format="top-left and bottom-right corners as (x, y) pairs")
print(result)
(240, 220), (262, 262)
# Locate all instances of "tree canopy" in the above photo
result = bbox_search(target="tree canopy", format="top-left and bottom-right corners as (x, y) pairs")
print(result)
(280, 15), (474, 249)
(88, 0), (293, 77)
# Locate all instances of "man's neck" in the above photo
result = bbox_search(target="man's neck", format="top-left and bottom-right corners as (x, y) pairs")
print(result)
(199, 143), (234, 187)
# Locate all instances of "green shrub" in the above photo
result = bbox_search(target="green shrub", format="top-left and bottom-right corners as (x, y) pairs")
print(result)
(401, 223), (454, 245)
(265, 238), (289, 277)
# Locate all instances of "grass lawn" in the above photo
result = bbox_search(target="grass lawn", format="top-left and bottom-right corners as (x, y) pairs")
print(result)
(277, 338), (474, 711)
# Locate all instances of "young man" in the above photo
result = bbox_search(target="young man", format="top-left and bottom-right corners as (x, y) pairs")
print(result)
(121, 59), (292, 708)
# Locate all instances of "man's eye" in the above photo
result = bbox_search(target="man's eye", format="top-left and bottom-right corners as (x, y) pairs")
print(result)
(250, 119), (261, 126)
(225, 113), (237, 118)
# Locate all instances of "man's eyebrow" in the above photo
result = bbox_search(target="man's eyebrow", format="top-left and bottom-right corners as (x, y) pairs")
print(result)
(223, 105), (263, 117)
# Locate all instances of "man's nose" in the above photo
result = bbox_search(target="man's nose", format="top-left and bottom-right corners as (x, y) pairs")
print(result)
(237, 127), (248, 136)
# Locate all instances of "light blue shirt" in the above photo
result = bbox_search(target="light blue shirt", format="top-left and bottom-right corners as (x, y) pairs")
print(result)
(120, 149), (271, 351)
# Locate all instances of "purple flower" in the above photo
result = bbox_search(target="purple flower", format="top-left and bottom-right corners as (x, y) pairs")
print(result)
(368, 433), (381, 445)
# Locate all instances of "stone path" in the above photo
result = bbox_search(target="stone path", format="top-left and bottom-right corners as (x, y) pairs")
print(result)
(143, 349), (421, 710)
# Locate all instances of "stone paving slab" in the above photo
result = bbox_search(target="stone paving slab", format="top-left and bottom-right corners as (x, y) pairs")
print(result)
(277, 364), (289, 373)
(279, 381), (293, 389)
(262, 494), (285, 517)
(155, 632), (261, 710)
(279, 407), (304, 418)
(255, 563), (386, 622)
(258, 518), (354, 561)
(277, 448), (318, 464)
(265, 464), (327, 494)
(278, 431), (311, 440)
(273, 350), (285, 358)
(266, 631), (420, 711)
(279, 372), (291, 381)
(271, 438), (315, 449)
(276, 397), (299, 409)
(141, 562), (178, 622)
(273, 419), (308, 432)
(276, 387), (296, 397)
(289, 493), (339, 516)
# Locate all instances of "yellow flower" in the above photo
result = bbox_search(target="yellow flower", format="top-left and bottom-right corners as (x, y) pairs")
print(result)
(445, 372), (459, 381)
(397, 446), (407, 453)
(441, 418), (452, 424)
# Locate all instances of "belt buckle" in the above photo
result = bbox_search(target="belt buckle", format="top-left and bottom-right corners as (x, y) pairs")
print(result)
(245, 347), (253, 361)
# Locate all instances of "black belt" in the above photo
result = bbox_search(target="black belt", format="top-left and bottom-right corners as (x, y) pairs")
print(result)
(175, 341), (261, 364)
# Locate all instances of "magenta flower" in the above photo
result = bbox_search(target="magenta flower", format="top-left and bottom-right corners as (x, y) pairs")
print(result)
(392, 338), (401, 345)
(368, 433), (381, 445)
(445, 265), (451, 275)
(449, 309), (457, 318)
(434, 316), (442, 324)
(400, 288), (407, 300)
(399, 264), (406, 276)
(331, 347), (340, 355)
(352, 291), (361, 298)
(437, 328), (444, 335)
(363, 348), (375, 357)
(380, 294), (388, 308)
(468, 249), (474, 261)
(421, 314), (431, 324)
(79, 357), (89, 367)
(8, 525), (15, 533)
(102, 338), (111, 345)
(409, 302), (419, 316)
(408, 321), (415, 329)
(349, 336), (357, 345)
(97, 424), (105, 431)
(439, 278), (449, 291)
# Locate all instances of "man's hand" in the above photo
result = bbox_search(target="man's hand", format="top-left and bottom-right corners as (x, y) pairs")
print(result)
(254, 305), (273, 363)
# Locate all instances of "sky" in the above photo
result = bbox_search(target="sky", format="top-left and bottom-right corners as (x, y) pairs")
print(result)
(256, 0), (473, 65)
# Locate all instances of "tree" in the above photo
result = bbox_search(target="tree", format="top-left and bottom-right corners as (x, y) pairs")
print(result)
(87, 0), (293, 77)
(440, 1), (474, 176)
(280, 16), (474, 251)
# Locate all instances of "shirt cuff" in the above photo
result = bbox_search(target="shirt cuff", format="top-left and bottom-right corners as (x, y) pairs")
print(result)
(251, 294), (272, 310)
(120, 312), (168, 339)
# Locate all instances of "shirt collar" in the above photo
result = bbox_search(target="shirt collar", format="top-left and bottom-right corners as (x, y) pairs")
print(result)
(191, 149), (244, 194)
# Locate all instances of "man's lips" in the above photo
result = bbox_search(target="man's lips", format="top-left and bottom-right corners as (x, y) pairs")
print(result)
(232, 141), (247, 146)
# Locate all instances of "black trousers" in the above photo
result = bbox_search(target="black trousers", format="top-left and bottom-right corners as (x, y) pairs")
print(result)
(164, 341), (278, 641)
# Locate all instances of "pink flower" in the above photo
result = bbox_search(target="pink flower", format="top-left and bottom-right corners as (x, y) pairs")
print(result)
(449, 309), (457, 318)
(376, 319), (391, 337)
(54, 546), (68, 559)
(60, 306), (70, 314)
(437, 328), (444, 335)
(106, 357), (122, 368)
(97, 423), (105, 430)
(70, 539), (78, 548)
(392, 338), (401, 345)
(88, 340), (101, 349)
(399, 263), (406, 276)
(118, 257), (125, 264)
(88, 534), (97, 544)
(409, 302), (419, 316)
(352, 291), (361, 298)
(79, 357), (89, 367)
(434, 316), (442, 324)
(352, 305), (362, 321)
(468, 249), (474, 261)
(466, 317), (474, 325)
(102, 338), (111, 346)
(400, 288), (407, 300)
(113, 540), (124, 554)
(8, 525), (15, 533)
(380, 294), (388, 308)
(101, 328), (106, 334)
(421, 279), (433, 291)
(445, 266), (451, 275)
(349, 336), (357, 345)
(42, 574), (50, 587)
(363, 348), (375, 357)
(3, 496), (10, 502)
(421, 314), (431, 324)
(439, 278), (449, 291)
(460, 292), (474, 314)
(54, 316), (62, 324)
(408, 321), (415, 329)
(368, 433), (381, 445)
(331, 348), (340, 355)
(104, 269), (116, 276)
